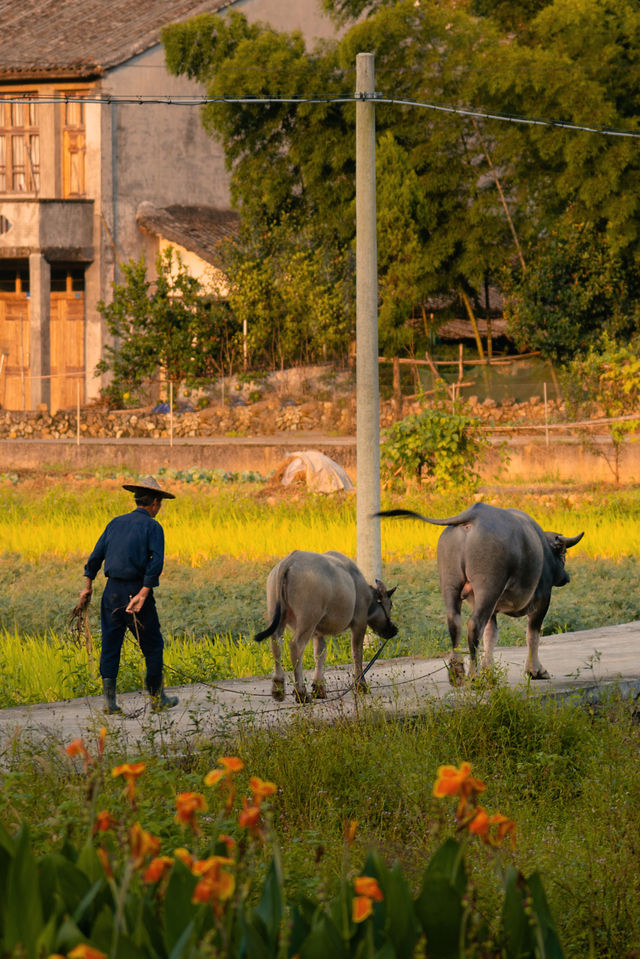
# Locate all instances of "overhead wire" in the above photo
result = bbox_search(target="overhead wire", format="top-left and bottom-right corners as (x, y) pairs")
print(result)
(2, 90), (640, 139)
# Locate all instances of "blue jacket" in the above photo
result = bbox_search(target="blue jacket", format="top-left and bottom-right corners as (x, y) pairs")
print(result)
(84, 508), (165, 588)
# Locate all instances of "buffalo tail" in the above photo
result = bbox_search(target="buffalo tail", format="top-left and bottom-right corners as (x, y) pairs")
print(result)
(253, 602), (282, 643)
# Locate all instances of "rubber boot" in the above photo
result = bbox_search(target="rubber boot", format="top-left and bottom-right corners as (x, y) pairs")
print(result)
(102, 678), (122, 714)
(146, 675), (179, 711)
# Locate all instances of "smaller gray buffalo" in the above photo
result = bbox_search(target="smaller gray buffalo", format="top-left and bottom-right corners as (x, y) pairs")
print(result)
(254, 550), (398, 702)
(377, 503), (583, 683)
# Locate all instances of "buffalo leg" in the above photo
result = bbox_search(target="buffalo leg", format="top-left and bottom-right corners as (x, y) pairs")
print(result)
(290, 628), (314, 703)
(270, 634), (286, 701)
(526, 605), (550, 680)
(466, 596), (498, 677)
(443, 587), (465, 684)
(482, 615), (499, 670)
(311, 632), (327, 699)
(351, 627), (368, 693)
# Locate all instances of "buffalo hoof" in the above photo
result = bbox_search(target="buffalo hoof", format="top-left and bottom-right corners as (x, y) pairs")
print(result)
(311, 680), (327, 700)
(354, 677), (369, 694)
(526, 668), (550, 681)
(447, 658), (466, 687)
(293, 687), (313, 704)
(271, 679), (285, 702)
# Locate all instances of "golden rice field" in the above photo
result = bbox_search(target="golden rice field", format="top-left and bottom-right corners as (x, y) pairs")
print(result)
(0, 470), (639, 707)
(1, 472), (640, 563)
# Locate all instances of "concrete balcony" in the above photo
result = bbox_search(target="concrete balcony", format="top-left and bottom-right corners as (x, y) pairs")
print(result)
(0, 198), (94, 261)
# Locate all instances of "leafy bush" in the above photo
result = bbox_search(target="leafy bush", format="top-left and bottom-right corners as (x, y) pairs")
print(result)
(562, 334), (640, 483)
(381, 407), (491, 491)
(0, 742), (564, 959)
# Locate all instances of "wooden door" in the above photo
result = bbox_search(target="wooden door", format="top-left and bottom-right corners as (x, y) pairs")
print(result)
(50, 290), (84, 412)
(0, 294), (30, 410)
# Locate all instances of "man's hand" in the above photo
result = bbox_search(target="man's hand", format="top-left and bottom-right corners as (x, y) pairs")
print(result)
(126, 587), (150, 614)
(77, 580), (93, 610)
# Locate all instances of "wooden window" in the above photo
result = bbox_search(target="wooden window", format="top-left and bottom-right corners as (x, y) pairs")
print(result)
(61, 92), (87, 198)
(0, 94), (39, 194)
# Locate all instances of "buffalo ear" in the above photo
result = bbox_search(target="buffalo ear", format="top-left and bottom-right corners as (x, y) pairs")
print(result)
(387, 586), (397, 598)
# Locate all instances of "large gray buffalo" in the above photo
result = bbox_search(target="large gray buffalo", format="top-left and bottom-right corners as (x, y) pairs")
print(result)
(254, 550), (398, 702)
(377, 503), (583, 683)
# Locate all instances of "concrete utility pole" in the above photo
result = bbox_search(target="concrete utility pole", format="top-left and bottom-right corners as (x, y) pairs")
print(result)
(355, 52), (382, 584)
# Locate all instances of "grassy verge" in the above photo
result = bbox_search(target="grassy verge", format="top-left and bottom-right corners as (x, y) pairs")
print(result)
(1, 686), (638, 958)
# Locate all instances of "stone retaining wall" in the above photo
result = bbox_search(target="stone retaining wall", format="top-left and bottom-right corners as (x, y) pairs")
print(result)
(0, 394), (564, 440)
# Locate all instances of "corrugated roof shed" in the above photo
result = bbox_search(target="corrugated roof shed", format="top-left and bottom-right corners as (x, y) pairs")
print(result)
(0, 0), (234, 79)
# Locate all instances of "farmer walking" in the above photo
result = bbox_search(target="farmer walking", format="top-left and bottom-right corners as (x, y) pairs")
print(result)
(78, 475), (179, 714)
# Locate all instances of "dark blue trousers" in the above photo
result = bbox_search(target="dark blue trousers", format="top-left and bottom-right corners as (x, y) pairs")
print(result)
(99, 578), (164, 687)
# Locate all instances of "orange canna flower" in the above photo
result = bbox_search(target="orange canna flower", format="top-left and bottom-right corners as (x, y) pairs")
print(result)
(433, 762), (485, 800)
(353, 896), (373, 923)
(112, 762), (146, 805)
(352, 875), (383, 923)
(93, 810), (116, 834)
(490, 813), (517, 848)
(97, 726), (107, 758)
(143, 856), (174, 884)
(354, 876), (384, 901)
(68, 946), (108, 959)
(219, 833), (236, 854)
(204, 769), (225, 787)
(238, 797), (261, 832)
(204, 757), (244, 813)
(174, 847), (195, 869)
(468, 807), (491, 837)
(66, 738), (92, 770)
(192, 855), (235, 878)
(128, 822), (161, 868)
(96, 847), (113, 880)
(192, 864), (236, 907)
(249, 776), (277, 806)
(175, 792), (207, 830)
(219, 756), (244, 774)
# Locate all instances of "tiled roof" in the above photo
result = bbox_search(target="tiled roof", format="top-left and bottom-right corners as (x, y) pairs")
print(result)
(136, 202), (240, 265)
(0, 0), (235, 80)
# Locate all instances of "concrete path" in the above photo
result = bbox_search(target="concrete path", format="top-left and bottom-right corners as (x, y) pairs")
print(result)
(0, 622), (638, 753)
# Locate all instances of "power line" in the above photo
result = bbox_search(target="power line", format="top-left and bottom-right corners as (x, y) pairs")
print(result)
(2, 90), (640, 139)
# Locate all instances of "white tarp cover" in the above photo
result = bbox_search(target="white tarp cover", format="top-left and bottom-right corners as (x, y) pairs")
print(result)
(281, 450), (354, 493)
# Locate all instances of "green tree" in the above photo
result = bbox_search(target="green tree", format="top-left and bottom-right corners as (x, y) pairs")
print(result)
(96, 248), (237, 405)
(164, 4), (512, 356)
(504, 215), (640, 362)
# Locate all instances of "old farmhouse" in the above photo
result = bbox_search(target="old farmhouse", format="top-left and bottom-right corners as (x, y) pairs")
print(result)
(0, 0), (338, 412)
